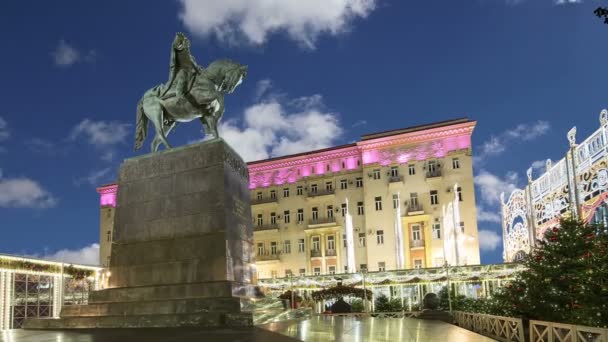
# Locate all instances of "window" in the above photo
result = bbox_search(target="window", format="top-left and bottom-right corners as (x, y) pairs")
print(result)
(297, 186), (303, 195)
(297, 209), (304, 223)
(357, 202), (364, 215)
(270, 241), (277, 255)
(299, 268), (306, 276)
(343, 234), (347, 247)
(430, 190), (438, 205)
(256, 192), (262, 200)
(340, 179), (348, 190)
(327, 235), (335, 250)
(390, 166), (399, 177)
(283, 188), (290, 197)
(359, 233), (366, 247)
(284, 240), (291, 254)
(323, 206), (331, 219)
(428, 160), (437, 173)
(328, 266), (336, 275)
(284, 210), (290, 223)
(257, 214), (263, 226)
(257, 242), (264, 256)
(310, 184), (318, 193)
(414, 259), (423, 269)
(410, 193), (419, 208)
(459, 221), (465, 233)
(378, 262), (386, 272)
(341, 203), (347, 216)
(298, 239), (305, 253)
(457, 187), (463, 201)
(433, 223), (441, 239)
(312, 236), (320, 251)
(106, 230), (112, 242)
(270, 190), (276, 199)
(412, 224), (421, 241)
(356, 177), (363, 187)
(360, 264), (367, 271)
(313, 267), (321, 276)
(408, 164), (416, 175)
(376, 230), (384, 245)
(285, 269), (293, 277)
(452, 158), (460, 169)
(375, 196), (382, 211)
(325, 181), (333, 191)
(270, 212), (277, 225)
(392, 194), (399, 209)
(312, 207), (319, 221)
(372, 169), (381, 180)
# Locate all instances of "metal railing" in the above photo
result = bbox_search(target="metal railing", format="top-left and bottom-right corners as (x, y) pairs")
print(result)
(453, 311), (525, 342)
(407, 203), (423, 214)
(310, 249), (322, 258)
(325, 249), (336, 257)
(307, 189), (335, 198)
(388, 175), (404, 183)
(254, 224), (279, 232)
(530, 319), (608, 342)
(409, 239), (425, 248)
(256, 250), (281, 261)
(251, 197), (278, 205)
(307, 217), (337, 226)
(426, 169), (442, 178)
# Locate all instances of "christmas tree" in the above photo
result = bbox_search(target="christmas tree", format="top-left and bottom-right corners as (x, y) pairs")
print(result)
(494, 217), (608, 327)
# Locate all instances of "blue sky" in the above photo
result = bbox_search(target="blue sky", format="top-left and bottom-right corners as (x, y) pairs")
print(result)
(0, 0), (605, 265)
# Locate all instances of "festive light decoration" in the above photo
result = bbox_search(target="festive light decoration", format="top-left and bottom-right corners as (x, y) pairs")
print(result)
(311, 285), (372, 301)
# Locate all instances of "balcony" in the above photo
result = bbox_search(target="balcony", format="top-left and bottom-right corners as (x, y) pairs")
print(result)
(306, 188), (335, 198)
(325, 249), (337, 257)
(388, 175), (404, 183)
(251, 196), (278, 206)
(410, 239), (425, 248)
(406, 203), (424, 215)
(306, 217), (337, 228)
(310, 249), (322, 258)
(254, 223), (279, 232)
(425, 169), (442, 179)
(256, 250), (280, 261)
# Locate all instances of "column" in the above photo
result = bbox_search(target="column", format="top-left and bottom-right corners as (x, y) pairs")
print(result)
(321, 233), (326, 274)
(52, 275), (62, 318)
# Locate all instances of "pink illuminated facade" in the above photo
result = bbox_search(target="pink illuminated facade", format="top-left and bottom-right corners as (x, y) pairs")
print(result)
(96, 118), (481, 277)
(96, 184), (117, 267)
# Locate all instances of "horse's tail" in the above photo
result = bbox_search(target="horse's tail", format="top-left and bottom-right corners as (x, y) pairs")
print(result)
(134, 97), (148, 151)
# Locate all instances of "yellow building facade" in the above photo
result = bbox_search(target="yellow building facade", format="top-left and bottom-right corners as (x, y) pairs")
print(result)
(96, 118), (481, 278)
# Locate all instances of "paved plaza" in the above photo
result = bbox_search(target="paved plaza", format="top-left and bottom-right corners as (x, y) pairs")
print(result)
(1, 316), (495, 341)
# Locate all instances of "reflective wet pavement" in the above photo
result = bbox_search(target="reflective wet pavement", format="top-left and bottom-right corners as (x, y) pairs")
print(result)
(1, 316), (496, 341)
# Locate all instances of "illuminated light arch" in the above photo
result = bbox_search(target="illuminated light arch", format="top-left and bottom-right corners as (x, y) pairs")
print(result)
(502, 189), (531, 263)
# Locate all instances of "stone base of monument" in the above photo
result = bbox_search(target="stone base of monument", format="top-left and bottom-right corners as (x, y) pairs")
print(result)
(24, 139), (257, 329)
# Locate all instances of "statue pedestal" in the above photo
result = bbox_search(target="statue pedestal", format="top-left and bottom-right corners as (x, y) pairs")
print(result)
(25, 139), (256, 328)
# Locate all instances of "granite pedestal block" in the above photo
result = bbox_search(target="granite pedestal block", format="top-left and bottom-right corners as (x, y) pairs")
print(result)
(24, 139), (256, 329)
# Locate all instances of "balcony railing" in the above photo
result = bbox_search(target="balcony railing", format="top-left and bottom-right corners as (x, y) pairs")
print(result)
(254, 223), (279, 232)
(306, 188), (335, 198)
(307, 217), (337, 226)
(325, 249), (337, 257)
(410, 239), (425, 248)
(407, 203), (423, 214)
(256, 250), (281, 261)
(425, 169), (442, 178)
(251, 196), (278, 205)
(310, 249), (322, 258)
(388, 175), (404, 183)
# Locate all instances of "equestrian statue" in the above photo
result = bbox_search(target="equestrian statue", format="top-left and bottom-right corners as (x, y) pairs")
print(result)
(134, 32), (247, 152)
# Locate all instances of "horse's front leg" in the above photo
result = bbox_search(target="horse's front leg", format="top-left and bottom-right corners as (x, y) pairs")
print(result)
(211, 95), (225, 138)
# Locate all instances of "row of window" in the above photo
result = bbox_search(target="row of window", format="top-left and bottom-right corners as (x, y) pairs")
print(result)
(268, 259), (429, 278)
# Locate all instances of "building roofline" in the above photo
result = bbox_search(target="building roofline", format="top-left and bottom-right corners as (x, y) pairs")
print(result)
(360, 118), (473, 141)
(247, 143), (358, 166)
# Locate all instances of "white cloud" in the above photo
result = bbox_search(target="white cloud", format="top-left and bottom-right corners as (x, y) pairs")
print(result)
(43, 243), (100, 266)
(0, 171), (57, 208)
(220, 90), (343, 162)
(477, 206), (501, 223)
(352, 120), (367, 128)
(528, 159), (552, 179)
(474, 170), (519, 205)
(51, 40), (96, 67)
(70, 119), (130, 147)
(476, 120), (550, 162)
(0, 116), (8, 141)
(554, 0), (582, 4)
(178, 0), (378, 48)
(478, 229), (501, 251)
(75, 168), (112, 187)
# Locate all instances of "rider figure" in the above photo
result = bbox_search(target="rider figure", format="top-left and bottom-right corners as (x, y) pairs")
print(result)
(164, 33), (203, 106)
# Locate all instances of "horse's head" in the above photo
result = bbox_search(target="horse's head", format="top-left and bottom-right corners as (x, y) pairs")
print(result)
(172, 32), (191, 52)
(206, 60), (248, 94)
